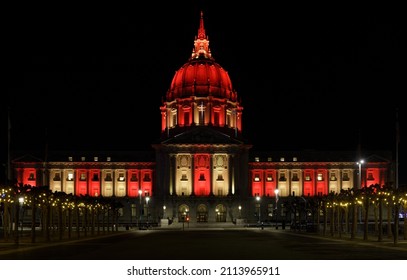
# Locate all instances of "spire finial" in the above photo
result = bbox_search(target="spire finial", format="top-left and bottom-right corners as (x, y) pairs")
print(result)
(198, 10), (206, 39)
(191, 11), (213, 60)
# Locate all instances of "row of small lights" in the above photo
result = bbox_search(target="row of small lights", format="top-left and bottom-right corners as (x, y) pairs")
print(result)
(1, 185), (405, 212)
(0, 186), (115, 211)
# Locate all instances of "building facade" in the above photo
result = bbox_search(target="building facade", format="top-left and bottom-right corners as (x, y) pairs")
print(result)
(11, 12), (394, 227)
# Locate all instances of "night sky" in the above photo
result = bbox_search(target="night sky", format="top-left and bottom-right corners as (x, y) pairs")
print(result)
(2, 3), (406, 183)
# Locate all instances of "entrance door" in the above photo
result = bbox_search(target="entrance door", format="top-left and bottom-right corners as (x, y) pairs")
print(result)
(197, 204), (208, 222)
(215, 204), (227, 222)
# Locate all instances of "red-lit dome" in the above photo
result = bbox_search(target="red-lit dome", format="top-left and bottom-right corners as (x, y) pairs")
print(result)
(166, 11), (237, 102)
(167, 59), (236, 101)
(160, 11), (243, 138)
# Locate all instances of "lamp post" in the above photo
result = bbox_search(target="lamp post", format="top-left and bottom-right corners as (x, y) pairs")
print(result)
(274, 189), (279, 229)
(145, 196), (150, 228)
(182, 210), (189, 230)
(357, 160), (364, 189)
(138, 189), (142, 228)
(256, 195), (261, 224)
(163, 205), (166, 219)
(19, 196), (24, 234)
(357, 160), (364, 224)
(238, 205), (242, 219)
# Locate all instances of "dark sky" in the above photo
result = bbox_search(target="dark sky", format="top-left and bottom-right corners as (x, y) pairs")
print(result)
(2, 3), (406, 181)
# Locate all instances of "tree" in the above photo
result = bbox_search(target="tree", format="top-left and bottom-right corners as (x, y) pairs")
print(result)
(28, 185), (49, 243)
(374, 184), (385, 242)
(350, 188), (361, 240)
(361, 185), (375, 241)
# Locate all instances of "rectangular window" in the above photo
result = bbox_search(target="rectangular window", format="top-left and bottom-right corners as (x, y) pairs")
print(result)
(172, 114), (177, 127)
(254, 174), (260, 182)
(305, 173), (311, 181)
(292, 173), (299, 181)
(53, 173), (61, 181)
(143, 173), (151, 182)
(343, 172), (350, 181)
(67, 173), (74, 181)
(266, 174), (273, 181)
(105, 173), (112, 181)
(80, 173), (86, 181)
(330, 173), (337, 181)
(184, 112), (190, 126)
(130, 173), (138, 181)
(28, 173), (35, 181)
(317, 173), (324, 181)
(118, 173), (125, 181)
(367, 172), (374, 180)
(198, 103), (204, 125)
(181, 174), (188, 181)
(279, 173), (286, 181)
(199, 173), (206, 181)
(214, 111), (219, 126)
(92, 173), (99, 181)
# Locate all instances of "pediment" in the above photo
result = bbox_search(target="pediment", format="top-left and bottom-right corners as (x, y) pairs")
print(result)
(12, 153), (44, 163)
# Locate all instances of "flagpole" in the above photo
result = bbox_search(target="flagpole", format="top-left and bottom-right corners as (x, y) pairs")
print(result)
(394, 107), (399, 244)
(43, 127), (48, 186)
(396, 107), (399, 190)
(7, 107), (11, 184)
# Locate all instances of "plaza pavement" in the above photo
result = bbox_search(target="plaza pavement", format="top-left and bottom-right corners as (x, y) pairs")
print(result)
(1, 223), (407, 257)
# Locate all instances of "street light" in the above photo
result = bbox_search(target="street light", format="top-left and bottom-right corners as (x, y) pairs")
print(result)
(357, 160), (364, 189)
(238, 205), (242, 219)
(138, 189), (142, 227)
(19, 196), (24, 234)
(274, 189), (279, 229)
(181, 210), (189, 230)
(357, 160), (364, 224)
(256, 195), (261, 223)
(145, 196), (150, 227)
(163, 205), (166, 219)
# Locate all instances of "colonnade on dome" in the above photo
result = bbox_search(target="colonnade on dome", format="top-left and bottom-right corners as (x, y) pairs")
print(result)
(160, 96), (243, 138)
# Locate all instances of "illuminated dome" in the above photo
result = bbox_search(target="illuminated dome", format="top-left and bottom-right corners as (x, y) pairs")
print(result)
(160, 11), (243, 139)
(166, 12), (237, 102)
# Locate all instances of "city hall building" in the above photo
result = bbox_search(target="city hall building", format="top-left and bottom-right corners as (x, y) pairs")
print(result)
(11, 12), (394, 227)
